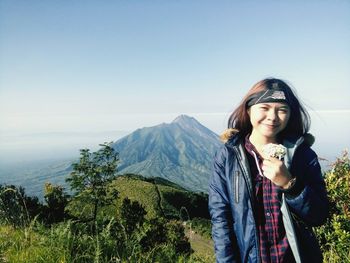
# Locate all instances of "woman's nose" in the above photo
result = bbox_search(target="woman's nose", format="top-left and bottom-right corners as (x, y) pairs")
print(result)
(267, 109), (278, 120)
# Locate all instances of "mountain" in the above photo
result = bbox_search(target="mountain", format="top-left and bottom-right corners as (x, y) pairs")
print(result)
(112, 115), (221, 192)
(0, 115), (221, 197)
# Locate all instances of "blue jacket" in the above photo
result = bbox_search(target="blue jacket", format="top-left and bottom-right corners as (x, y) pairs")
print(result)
(208, 130), (329, 263)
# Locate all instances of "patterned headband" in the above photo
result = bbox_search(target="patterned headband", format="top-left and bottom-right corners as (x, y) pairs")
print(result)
(246, 89), (289, 107)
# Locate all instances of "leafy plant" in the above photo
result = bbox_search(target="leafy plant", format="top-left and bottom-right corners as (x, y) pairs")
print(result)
(315, 150), (350, 262)
(191, 217), (212, 239)
(66, 143), (119, 234)
(42, 183), (69, 224)
(0, 185), (42, 228)
(120, 197), (146, 235)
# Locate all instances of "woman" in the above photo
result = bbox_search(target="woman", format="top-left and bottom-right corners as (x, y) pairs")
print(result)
(208, 78), (329, 263)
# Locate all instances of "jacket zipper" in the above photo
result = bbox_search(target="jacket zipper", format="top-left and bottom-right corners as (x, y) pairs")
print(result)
(233, 147), (256, 209)
(234, 170), (240, 203)
(233, 145), (262, 263)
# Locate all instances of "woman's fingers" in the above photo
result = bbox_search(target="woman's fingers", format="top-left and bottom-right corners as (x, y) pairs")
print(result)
(262, 158), (292, 187)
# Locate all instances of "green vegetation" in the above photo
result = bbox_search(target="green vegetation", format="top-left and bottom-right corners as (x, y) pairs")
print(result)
(43, 182), (69, 224)
(111, 174), (209, 221)
(0, 144), (214, 262)
(0, 184), (42, 228)
(315, 150), (350, 262)
(190, 218), (212, 240)
(66, 143), (119, 232)
(4, 146), (348, 262)
(110, 175), (162, 219)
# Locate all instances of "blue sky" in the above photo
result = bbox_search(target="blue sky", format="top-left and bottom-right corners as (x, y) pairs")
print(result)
(0, 0), (349, 162)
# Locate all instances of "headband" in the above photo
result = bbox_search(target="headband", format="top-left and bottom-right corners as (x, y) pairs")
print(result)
(246, 89), (289, 107)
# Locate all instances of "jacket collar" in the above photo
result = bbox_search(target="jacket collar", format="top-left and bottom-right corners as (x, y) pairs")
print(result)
(220, 128), (242, 149)
(220, 128), (315, 169)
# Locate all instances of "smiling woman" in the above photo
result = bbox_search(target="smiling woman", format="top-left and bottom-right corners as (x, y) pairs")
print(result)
(228, 79), (311, 141)
(209, 78), (329, 263)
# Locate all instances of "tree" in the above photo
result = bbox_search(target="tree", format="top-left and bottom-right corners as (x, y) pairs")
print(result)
(140, 218), (167, 252)
(43, 182), (69, 224)
(166, 220), (192, 255)
(120, 197), (146, 235)
(66, 143), (119, 233)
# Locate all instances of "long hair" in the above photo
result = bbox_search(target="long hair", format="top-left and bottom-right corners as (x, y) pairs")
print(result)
(228, 78), (311, 139)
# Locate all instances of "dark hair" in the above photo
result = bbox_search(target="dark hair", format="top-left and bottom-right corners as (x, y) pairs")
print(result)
(228, 78), (311, 139)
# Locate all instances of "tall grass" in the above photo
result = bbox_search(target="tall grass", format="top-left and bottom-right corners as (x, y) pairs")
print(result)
(0, 218), (206, 263)
(0, 178), (213, 263)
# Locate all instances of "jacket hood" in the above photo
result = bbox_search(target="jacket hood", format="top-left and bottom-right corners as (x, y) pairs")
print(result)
(220, 128), (239, 143)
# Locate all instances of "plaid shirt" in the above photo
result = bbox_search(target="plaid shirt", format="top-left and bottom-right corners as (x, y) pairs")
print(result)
(244, 137), (295, 263)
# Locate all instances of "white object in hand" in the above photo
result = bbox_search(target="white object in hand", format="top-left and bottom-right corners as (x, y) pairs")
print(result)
(262, 143), (287, 160)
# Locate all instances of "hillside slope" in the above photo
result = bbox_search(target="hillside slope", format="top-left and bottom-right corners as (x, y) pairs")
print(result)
(110, 174), (210, 220)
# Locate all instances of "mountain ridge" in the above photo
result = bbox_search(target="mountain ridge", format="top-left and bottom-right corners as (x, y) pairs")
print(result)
(1, 115), (221, 196)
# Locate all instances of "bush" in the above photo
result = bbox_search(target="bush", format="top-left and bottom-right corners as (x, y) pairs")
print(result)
(140, 218), (167, 252)
(42, 183), (69, 225)
(0, 185), (42, 228)
(315, 150), (350, 262)
(191, 217), (212, 239)
(166, 220), (192, 255)
(120, 197), (146, 235)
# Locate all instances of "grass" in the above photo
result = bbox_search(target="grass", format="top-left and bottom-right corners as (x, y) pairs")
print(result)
(110, 175), (162, 219)
(0, 174), (214, 262)
(0, 219), (215, 263)
(185, 225), (215, 263)
(0, 224), (64, 263)
(109, 174), (208, 220)
(0, 221), (103, 263)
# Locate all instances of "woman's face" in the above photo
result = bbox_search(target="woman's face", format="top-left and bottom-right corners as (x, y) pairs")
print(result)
(248, 102), (290, 140)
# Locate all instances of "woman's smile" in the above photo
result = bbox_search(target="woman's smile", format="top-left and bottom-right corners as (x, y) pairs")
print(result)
(262, 123), (280, 129)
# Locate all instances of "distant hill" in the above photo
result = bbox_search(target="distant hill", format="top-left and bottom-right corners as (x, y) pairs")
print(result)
(0, 159), (74, 199)
(113, 115), (221, 192)
(109, 174), (210, 220)
(0, 115), (221, 197)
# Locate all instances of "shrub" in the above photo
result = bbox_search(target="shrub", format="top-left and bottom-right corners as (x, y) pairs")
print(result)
(315, 150), (350, 262)
(139, 218), (167, 252)
(120, 197), (146, 235)
(42, 183), (69, 225)
(191, 217), (212, 239)
(166, 220), (192, 255)
(0, 185), (42, 228)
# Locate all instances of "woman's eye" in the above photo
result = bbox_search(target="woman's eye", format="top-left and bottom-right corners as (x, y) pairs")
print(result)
(278, 109), (288, 113)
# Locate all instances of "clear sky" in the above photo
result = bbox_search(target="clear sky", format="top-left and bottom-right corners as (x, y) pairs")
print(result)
(0, 0), (349, 163)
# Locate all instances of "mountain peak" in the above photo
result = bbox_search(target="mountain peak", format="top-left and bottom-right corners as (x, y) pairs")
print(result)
(172, 114), (197, 124)
(170, 114), (218, 141)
